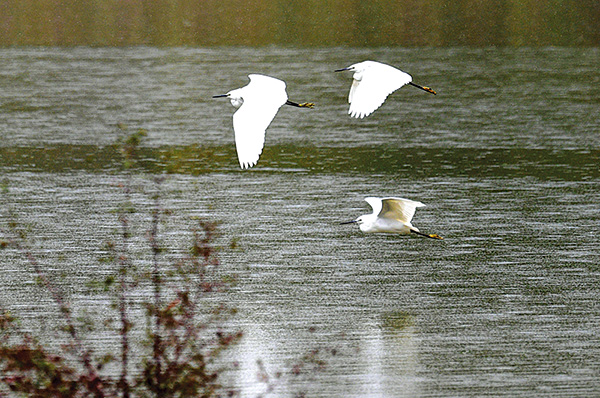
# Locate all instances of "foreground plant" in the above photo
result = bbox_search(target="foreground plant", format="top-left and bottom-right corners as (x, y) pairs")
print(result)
(0, 130), (242, 397)
(1, 218), (241, 398)
(0, 129), (340, 397)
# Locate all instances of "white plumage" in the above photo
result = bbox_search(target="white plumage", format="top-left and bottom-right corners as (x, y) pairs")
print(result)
(214, 74), (313, 169)
(336, 60), (436, 119)
(341, 196), (443, 239)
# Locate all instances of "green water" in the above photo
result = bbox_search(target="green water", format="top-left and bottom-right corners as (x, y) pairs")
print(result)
(1, 47), (599, 397)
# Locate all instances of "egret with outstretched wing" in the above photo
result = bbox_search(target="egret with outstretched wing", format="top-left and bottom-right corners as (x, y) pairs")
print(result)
(341, 196), (443, 239)
(213, 74), (314, 169)
(335, 61), (436, 118)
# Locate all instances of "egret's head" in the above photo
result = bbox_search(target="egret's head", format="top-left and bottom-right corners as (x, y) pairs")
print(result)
(335, 61), (371, 81)
(212, 91), (244, 108)
(340, 216), (364, 226)
(335, 66), (353, 73)
(335, 63), (361, 73)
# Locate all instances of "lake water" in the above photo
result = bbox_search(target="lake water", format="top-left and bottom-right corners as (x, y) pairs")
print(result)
(0, 47), (599, 397)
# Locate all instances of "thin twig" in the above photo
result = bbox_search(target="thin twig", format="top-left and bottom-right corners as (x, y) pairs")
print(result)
(117, 178), (132, 398)
(1, 230), (106, 398)
(149, 176), (165, 397)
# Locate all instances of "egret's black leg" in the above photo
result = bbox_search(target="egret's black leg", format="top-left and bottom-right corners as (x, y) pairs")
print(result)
(409, 82), (437, 95)
(410, 229), (444, 240)
(285, 100), (315, 108)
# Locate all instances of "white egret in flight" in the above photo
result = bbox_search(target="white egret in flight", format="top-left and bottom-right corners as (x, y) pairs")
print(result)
(341, 197), (443, 239)
(213, 74), (314, 169)
(335, 60), (436, 119)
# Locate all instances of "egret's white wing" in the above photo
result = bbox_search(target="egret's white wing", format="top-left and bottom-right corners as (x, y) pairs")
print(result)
(233, 100), (282, 169)
(232, 75), (288, 169)
(348, 62), (412, 118)
(364, 197), (383, 217)
(348, 79), (359, 104)
(379, 197), (425, 223)
(246, 74), (288, 101)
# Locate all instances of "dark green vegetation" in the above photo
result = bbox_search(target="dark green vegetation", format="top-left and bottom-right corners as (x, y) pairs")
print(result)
(1, 0), (599, 47)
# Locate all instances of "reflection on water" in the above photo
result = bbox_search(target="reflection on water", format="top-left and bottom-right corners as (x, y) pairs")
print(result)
(0, 144), (598, 181)
(1, 47), (600, 397)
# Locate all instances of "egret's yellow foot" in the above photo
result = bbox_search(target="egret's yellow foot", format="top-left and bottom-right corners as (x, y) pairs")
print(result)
(299, 102), (315, 108)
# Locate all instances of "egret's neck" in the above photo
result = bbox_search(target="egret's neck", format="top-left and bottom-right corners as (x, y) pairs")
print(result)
(229, 97), (243, 108)
(358, 215), (377, 232)
(353, 70), (364, 81)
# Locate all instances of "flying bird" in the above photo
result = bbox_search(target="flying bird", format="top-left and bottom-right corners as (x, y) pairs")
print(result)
(213, 74), (314, 169)
(341, 196), (443, 239)
(335, 60), (436, 119)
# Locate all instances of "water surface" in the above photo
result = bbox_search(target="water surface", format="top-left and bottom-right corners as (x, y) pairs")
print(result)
(1, 47), (599, 397)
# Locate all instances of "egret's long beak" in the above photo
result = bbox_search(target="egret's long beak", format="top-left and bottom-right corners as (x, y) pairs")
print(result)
(334, 67), (350, 72)
(340, 220), (357, 225)
(212, 94), (228, 98)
